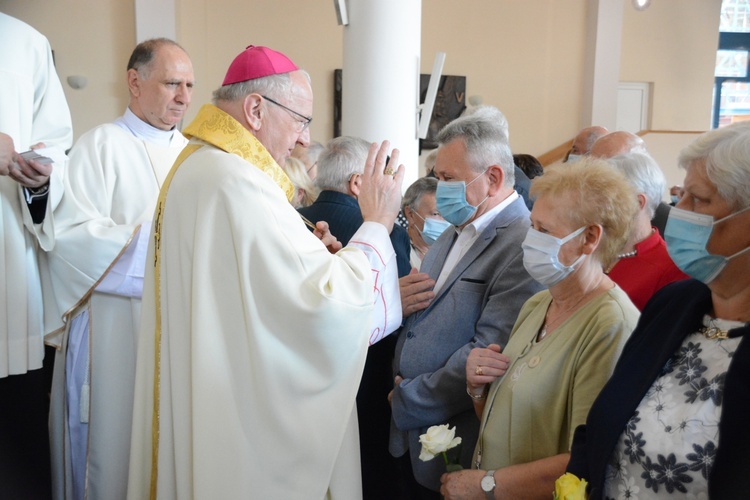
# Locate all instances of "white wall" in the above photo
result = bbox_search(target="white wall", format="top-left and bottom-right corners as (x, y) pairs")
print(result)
(620, 0), (721, 131)
(0, 0), (722, 164)
(0, 0), (135, 136)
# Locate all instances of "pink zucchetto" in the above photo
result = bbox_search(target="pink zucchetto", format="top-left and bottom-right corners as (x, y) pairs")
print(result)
(222, 45), (299, 86)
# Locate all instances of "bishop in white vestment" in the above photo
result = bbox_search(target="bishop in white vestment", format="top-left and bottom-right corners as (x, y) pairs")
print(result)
(127, 46), (404, 500)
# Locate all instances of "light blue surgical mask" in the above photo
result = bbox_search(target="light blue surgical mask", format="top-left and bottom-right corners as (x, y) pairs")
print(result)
(670, 195), (680, 205)
(566, 154), (582, 163)
(665, 206), (750, 284)
(522, 226), (587, 287)
(411, 210), (452, 245)
(436, 170), (489, 226)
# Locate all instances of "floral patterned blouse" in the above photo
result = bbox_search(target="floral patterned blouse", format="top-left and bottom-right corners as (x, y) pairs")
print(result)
(603, 315), (745, 499)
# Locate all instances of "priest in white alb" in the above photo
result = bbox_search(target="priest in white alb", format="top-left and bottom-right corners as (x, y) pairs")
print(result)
(46, 38), (194, 500)
(0, 13), (72, 499)
(127, 45), (404, 500)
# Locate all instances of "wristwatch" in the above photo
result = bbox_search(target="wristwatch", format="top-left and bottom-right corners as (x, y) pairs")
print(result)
(480, 469), (496, 500)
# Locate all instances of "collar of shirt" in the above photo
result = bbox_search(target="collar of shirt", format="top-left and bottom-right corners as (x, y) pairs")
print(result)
(432, 191), (519, 296)
(452, 191), (520, 239)
(113, 107), (177, 147)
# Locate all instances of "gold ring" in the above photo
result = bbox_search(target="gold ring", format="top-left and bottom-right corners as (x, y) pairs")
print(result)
(384, 167), (395, 175)
(475, 365), (483, 376)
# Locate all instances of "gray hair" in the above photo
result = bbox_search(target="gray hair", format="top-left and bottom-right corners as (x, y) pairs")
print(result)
(211, 70), (311, 104)
(306, 141), (324, 165)
(314, 136), (370, 193)
(606, 153), (666, 218)
(423, 149), (438, 175)
(462, 105), (510, 141)
(436, 112), (515, 187)
(402, 177), (438, 210)
(679, 121), (750, 210)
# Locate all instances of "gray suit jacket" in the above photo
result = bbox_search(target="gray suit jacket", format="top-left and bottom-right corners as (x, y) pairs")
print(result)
(389, 197), (544, 490)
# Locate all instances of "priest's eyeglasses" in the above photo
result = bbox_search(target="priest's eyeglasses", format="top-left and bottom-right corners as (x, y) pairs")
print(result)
(261, 95), (313, 132)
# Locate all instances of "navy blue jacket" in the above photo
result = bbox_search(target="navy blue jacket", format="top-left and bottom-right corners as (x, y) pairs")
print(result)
(298, 190), (412, 277)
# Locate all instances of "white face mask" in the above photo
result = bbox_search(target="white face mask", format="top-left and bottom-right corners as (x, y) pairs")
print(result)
(522, 226), (587, 287)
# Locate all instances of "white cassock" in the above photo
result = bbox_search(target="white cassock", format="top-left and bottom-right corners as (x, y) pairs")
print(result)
(0, 12), (72, 377)
(47, 111), (187, 500)
(127, 105), (402, 500)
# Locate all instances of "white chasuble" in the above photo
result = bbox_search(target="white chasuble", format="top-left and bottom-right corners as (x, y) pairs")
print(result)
(128, 105), (401, 500)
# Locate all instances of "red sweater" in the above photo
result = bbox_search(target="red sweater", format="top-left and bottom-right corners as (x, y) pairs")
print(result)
(608, 228), (688, 310)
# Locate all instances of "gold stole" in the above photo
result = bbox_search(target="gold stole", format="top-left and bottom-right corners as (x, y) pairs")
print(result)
(148, 104), (293, 498)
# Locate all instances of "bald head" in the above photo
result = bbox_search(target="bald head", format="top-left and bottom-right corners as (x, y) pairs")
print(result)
(570, 126), (609, 156)
(590, 131), (647, 159)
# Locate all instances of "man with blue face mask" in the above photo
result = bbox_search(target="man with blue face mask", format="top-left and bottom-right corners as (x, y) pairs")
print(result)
(389, 112), (543, 496)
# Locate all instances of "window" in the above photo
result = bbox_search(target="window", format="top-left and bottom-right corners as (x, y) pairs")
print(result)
(712, 0), (750, 127)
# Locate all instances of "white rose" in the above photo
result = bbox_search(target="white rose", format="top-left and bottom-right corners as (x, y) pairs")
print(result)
(418, 424), (462, 462)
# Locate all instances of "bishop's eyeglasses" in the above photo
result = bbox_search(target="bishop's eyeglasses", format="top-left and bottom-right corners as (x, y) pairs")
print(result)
(261, 95), (313, 132)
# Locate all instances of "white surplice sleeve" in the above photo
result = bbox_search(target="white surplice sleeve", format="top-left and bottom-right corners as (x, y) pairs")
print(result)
(96, 221), (151, 298)
(347, 221), (402, 345)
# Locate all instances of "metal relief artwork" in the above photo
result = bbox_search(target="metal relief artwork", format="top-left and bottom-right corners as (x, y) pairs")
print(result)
(419, 74), (466, 151)
(333, 70), (466, 149)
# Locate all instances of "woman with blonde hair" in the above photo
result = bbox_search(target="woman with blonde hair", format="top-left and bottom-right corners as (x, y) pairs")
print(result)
(283, 156), (319, 208)
(441, 158), (641, 499)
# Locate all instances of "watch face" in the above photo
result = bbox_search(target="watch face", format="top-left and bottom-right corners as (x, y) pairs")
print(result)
(481, 474), (495, 492)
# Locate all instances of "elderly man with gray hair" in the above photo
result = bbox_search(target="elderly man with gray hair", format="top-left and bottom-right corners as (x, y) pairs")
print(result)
(605, 152), (687, 310)
(299, 136), (411, 276)
(391, 110), (542, 496)
(127, 44), (405, 499)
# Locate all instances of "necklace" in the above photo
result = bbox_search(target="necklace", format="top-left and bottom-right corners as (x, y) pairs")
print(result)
(605, 248), (638, 274)
(616, 249), (638, 259)
(538, 276), (605, 341)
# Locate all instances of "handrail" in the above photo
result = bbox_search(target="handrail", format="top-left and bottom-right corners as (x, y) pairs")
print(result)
(537, 139), (573, 167)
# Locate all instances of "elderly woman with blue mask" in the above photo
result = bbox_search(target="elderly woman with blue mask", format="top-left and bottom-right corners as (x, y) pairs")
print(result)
(566, 121), (750, 500)
(440, 158), (640, 499)
(402, 176), (451, 270)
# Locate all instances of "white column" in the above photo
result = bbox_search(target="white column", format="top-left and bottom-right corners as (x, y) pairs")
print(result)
(581, 0), (624, 130)
(342, 0), (422, 191)
(134, 0), (176, 42)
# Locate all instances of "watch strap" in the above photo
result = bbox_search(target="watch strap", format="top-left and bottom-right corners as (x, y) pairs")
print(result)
(482, 469), (496, 500)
